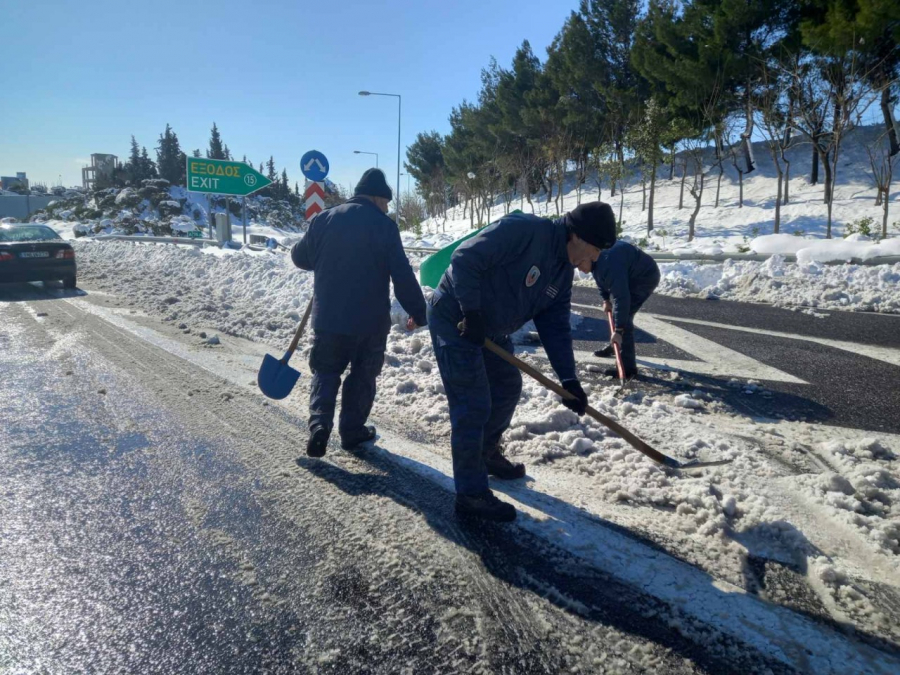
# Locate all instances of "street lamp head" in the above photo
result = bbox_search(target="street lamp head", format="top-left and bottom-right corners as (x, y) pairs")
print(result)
(353, 150), (361, 154)
(358, 91), (371, 96)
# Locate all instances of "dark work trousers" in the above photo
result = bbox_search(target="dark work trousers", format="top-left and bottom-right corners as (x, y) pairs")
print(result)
(427, 293), (523, 496)
(308, 331), (387, 442)
(618, 271), (660, 372)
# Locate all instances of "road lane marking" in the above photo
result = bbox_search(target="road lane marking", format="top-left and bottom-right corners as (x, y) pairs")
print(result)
(649, 314), (900, 369)
(571, 303), (806, 383)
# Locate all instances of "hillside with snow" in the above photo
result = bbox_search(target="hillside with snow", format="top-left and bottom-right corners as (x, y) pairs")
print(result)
(418, 126), (899, 253)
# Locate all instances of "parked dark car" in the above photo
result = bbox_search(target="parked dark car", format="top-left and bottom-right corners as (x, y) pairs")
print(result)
(0, 223), (77, 288)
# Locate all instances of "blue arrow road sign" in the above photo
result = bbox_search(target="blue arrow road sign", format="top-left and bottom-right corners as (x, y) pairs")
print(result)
(300, 150), (329, 182)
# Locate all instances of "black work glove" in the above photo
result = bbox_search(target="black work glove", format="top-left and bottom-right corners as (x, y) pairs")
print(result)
(561, 379), (588, 415)
(459, 310), (486, 346)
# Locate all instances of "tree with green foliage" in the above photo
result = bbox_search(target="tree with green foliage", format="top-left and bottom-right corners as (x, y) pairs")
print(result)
(207, 123), (226, 160)
(156, 124), (186, 185)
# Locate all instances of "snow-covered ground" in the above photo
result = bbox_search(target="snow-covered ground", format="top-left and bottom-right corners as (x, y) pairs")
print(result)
(70, 239), (900, 658)
(404, 125), (900, 314)
(417, 126), (898, 253)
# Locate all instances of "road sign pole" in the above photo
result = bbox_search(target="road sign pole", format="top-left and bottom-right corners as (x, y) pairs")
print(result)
(242, 197), (247, 245)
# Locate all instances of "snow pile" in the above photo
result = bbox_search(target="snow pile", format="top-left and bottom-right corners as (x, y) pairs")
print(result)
(654, 256), (900, 312)
(804, 439), (900, 558)
(750, 234), (820, 256)
(74, 241), (315, 345)
(752, 232), (900, 263)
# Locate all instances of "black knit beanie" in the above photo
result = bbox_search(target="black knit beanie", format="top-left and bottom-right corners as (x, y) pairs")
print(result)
(563, 202), (617, 250)
(354, 168), (393, 201)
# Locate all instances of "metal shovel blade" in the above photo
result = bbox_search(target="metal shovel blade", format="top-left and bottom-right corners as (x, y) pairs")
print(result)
(257, 352), (300, 400)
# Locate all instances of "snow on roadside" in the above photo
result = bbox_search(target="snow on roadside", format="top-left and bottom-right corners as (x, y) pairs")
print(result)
(72, 239), (900, 645)
(654, 257), (900, 313)
(571, 252), (900, 313)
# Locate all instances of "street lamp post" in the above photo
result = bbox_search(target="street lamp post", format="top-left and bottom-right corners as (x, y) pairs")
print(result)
(400, 172), (411, 195)
(359, 90), (401, 210)
(353, 150), (379, 168)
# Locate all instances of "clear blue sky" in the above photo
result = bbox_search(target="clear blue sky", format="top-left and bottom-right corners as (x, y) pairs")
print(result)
(1, 0), (577, 195)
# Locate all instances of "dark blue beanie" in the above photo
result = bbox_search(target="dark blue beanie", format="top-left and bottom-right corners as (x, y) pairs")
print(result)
(354, 168), (393, 201)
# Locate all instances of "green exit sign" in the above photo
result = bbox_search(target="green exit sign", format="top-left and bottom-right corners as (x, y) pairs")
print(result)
(186, 158), (272, 197)
(185, 230), (202, 239)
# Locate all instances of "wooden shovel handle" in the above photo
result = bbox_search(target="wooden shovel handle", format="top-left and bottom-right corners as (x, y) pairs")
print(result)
(284, 298), (314, 361)
(606, 309), (626, 382)
(482, 338), (677, 468)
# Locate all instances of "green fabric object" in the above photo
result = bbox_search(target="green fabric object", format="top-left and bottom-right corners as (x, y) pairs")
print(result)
(418, 228), (482, 289)
(418, 210), (522, 289)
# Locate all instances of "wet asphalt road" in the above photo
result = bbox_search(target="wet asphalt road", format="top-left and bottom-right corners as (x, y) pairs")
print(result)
(4, 285), (800, 675)
(570, 287), (900, 433)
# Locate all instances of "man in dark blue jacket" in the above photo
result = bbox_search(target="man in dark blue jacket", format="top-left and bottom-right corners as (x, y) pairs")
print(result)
(592, 241), (660, 379)
(428, 202), (617, 522)
(292, 168), (427, 458)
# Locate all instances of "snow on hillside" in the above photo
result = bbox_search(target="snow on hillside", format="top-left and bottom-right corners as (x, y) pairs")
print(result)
(411, 126), (900, 313)
(70, 239), (900, 654)
(420, 125), (898, 251)
(27, 179), (305, 244)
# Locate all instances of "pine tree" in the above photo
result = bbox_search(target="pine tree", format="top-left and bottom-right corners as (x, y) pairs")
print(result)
(280, 169), (289, 201)
(156, 124), (187, 185)
(140, 146), (157, 181)
(192, 149), (201, 158)
(207, 123), (226, 160)
(127, 136), (141, 180)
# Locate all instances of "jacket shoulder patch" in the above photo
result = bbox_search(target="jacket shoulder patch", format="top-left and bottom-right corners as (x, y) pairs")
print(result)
(525, 265), (541, 288)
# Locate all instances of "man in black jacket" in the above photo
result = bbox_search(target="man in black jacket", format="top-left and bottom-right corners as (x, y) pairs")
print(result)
(291, 169), (427, 457)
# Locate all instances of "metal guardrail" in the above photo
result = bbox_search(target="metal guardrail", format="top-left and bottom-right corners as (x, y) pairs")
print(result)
(93, 234), (218, 246)
(402, 246), (900, 266)
(646, 251), (900, 266)
(90, 236), (900, 267)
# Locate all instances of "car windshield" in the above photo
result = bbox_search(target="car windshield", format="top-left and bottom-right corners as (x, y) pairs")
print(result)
(0, 226), (62, 242)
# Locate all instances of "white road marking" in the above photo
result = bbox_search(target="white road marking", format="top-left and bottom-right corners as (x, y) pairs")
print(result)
(650, 314), (900, 369)
(571, 303), (806, 383)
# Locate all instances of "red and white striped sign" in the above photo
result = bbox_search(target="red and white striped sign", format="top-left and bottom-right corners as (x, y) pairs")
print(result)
(304, 181), (326, 219)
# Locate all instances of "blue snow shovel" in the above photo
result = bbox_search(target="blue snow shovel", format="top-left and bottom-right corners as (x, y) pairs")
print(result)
(257, 299), (313, 399)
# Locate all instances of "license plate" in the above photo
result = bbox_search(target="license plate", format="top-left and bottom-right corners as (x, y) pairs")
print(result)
(19, 251), (50, 258)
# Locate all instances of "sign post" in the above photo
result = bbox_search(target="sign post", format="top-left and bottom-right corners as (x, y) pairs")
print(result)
(186, 158), (273, 244)
(300, 150), (329, 221)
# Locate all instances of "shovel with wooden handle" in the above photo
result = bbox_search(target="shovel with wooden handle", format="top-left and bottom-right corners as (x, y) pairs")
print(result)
(479, 336), (731, 470)
(257, 298), (313, 400)
(606, 308), (627, 386)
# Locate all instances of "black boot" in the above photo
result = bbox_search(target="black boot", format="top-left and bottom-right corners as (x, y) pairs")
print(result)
(340, 424), (377, 450)
(455, 490), (517, 522)
(484, 445), (526, 480)
(594, 345), (615, 358)
(306, 425), (329, 458)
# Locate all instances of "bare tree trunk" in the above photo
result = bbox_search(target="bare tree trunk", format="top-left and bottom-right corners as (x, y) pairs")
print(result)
(688, 169), (704, 242)
(821, 148), (833, 205)
(669, 148), (675, 181)
(619, 178), (625, 227)
(715, 164), (723, 208)
(679, 161), (686, 209)
(737, 169), (744, 207)
(774, 166), (782, 233)
(648, 163), (656, 234)
(883, 164), (893, 238)
(881, 87), (900, 157)
(810, 142), (819, 185)
(783, 158), (791, 204)
(641, 165), (646, 212)
(556, 160), (563, 216)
